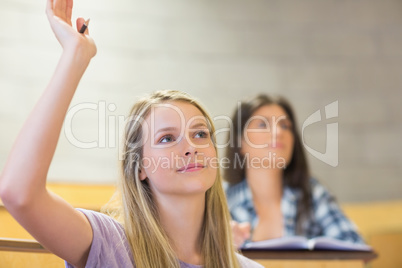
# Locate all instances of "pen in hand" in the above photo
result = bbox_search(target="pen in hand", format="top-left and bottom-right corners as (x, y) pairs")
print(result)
(79, 18), (90, 34)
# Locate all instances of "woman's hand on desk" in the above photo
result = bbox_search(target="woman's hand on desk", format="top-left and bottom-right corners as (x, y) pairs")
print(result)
(231, 221), (251, 249)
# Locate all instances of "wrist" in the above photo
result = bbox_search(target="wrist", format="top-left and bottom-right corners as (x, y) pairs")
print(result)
(252, 193), (281, 208)
(60, 48), (92, 74)
(64, 47), (92, 63)
(62, 38), (96, 62)
(254, 202), (282, 220)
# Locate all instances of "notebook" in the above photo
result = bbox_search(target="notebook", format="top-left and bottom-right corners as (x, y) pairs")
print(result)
(242, 236), (372, 251)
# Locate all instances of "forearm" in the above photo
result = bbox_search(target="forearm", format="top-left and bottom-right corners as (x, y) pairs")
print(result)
(251, 203), (283, 241)
(0, 47), (91, 206)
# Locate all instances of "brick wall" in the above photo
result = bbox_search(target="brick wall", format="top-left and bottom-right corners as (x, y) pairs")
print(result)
(1, 0), (401, 202)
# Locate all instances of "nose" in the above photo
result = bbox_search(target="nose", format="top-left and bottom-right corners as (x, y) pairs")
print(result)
(270, 124), (283, 146)
(183, 136), (198, 156)
(185, 151), (198, 156)
(272, 123), (283, 137)
(273, 123), (283, 137)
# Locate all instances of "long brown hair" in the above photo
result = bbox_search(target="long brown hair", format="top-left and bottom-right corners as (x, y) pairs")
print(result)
(224, 94), (312, 233)
(119, 90), (240, 268)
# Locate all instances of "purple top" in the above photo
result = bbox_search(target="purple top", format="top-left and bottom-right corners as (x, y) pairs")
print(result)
(65, 209), (263, 268)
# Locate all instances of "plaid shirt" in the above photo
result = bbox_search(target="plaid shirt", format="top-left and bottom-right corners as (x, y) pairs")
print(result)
(225, 178), (365, 244)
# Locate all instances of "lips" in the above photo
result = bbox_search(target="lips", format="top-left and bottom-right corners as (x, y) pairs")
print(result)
(177, 163), (205, 172)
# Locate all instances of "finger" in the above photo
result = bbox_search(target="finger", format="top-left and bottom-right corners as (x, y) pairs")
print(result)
(239, 222), (250, 228)
(60, 0), (67, 16)
(46, 0), (54, 17)
(233, 233), (246, 249)
(53, 0), (66, 20)
(66, 0), (73, 24)
(239, 222), (251, 238)
(76, 17), (89, 35)
(240, 222), (251, 229)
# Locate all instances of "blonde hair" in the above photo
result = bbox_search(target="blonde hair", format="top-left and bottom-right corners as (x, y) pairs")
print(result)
(119, 90), (240, 268)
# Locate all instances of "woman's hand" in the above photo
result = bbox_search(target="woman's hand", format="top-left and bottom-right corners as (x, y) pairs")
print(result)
(46, 0), (96, 59)
(230, 221), (251, 249)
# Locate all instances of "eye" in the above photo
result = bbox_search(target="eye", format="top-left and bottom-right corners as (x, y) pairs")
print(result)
(159, 134), (175, 143)
(279, 120), (292, 130)
(194, 130), (209, 139)
(256, 120), (268, 128)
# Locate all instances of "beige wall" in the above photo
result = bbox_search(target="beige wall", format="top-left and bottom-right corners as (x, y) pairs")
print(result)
(1, 0), (401, 202)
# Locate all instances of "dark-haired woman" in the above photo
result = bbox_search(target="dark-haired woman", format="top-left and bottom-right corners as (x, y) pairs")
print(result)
(224, 94), (365, 247)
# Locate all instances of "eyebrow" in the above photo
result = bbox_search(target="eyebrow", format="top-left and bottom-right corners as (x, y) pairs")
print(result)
(154, 123), (208, 135)
(155, 127), (178, 136)
(189, 122), (209, 129)
(252, 115), (289, 122)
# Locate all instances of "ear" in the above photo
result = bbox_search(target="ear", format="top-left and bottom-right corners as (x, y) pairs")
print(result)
(139, 168), (147, 181)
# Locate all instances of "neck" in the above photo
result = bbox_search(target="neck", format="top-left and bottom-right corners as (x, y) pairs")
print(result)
(156, 193), (205, 265)
(245, 167), (283, 201)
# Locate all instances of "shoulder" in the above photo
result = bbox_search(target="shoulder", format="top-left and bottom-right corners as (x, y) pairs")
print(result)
(303, 178), (342, 216)
(307, 178), (344, 219)
(76, 208), (125, 236)
(236, 253), (264, 268)
(67, 209), (133, 267)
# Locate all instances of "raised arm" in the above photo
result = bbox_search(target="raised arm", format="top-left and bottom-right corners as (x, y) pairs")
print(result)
(0, 0), (96, 266)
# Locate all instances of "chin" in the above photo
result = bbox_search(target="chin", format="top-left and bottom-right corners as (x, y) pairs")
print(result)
(184, 180), (215, 194)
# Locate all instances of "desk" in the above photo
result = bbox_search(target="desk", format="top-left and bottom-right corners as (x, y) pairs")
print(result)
(0, 238), (64, 267)
(0, 238), (377, 268)
(242, 249), (377, 268)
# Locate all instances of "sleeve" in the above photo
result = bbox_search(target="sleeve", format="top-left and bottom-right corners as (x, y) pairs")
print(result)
(311, 180), (366, 244)
(236, 253), (264, 268)
(64, 209), (133, 268)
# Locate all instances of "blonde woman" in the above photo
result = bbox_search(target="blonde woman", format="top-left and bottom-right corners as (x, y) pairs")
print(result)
(0, 1), (262, 267)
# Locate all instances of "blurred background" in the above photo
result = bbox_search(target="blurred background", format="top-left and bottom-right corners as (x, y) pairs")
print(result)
(1, 0), (401, 204)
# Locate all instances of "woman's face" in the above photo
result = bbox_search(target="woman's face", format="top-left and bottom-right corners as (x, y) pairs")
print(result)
(139, 101), (217, 197)
(241, 104), (294, 169)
